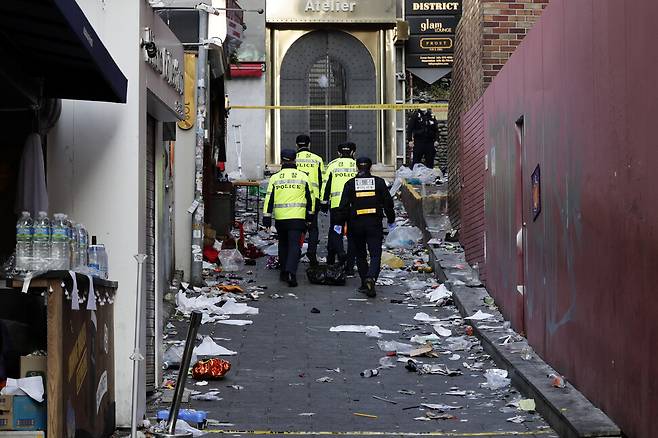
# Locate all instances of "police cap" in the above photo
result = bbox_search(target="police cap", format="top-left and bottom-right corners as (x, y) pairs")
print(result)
(296, 135), (311, 148)
(281, 148), (297, 162)
(338, 142), (356, 155)
(356, 156), (372, 169)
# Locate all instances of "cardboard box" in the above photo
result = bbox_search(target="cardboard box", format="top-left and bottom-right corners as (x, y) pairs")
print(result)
(0, 396), (46, 432)
(0, 432), (45, 437)
(19, 357), (47, 380)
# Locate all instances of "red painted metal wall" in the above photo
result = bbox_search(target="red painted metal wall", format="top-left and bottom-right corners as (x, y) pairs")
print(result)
(474, 1), (658, 436)
(459, 98), (487, 282)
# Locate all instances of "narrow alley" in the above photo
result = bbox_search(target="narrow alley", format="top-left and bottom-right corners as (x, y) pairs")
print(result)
(149, 202), (556, 437)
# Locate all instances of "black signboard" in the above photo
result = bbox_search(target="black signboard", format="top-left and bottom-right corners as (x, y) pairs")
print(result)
(406, 53), (454, 68)
(406, 0), (462, 16)
(408, 16), (459, 35)
(407, 35), (455, 54)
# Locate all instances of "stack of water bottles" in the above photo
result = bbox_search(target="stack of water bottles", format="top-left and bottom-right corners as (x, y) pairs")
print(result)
(15, 211), (108, 278)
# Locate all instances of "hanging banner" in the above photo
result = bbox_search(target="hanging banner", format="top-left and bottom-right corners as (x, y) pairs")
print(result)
(178, 53), (197, 130)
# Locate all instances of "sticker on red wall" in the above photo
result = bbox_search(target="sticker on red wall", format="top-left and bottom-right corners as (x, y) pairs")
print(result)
(531, 165), (541, 221)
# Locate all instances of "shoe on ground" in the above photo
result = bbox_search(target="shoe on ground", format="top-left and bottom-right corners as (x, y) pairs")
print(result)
(287, 273), (298, 288)
(344, 268), (356, 278)
(358, 281), (368, 294)
(307, 253), (319, 267)
(279, 271), (288, 282)
(365, 278), (376, 298)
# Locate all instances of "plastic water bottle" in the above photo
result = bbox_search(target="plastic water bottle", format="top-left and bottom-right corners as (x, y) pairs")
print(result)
(70, 222), (79, 269)
(88, 236), (102, 277)
(15, 211), (33, 271)
(32, 211), (51, 271)
(76, 224), (88, 268)
(51, 214), (70, 270)
(98, 244), (109, 279)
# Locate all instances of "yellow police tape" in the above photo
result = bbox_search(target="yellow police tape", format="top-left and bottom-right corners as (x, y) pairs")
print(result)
(203, 430), (553, 436)
(229, 103), (449, 112)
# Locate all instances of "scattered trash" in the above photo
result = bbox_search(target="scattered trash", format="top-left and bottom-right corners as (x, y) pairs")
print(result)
(228, 385), (244, 390)
(193, 336), (237, 357)
(433, 324), (452, 337)
(421, 403), (462, 411)
(360, 369), (379, 378)
(446, 336), (470, 351)
(195, 381), (208, 386)
(521, 346), (533, 360)
(298, 413), (315, 416)
(378, 356), (396, 369)
(549, 373), (566, 388)
(218, 249), (244, 272)
(410, 334), (441, 345)
(444, 390), (467, 397)
(414, 312), (442, 323)
(449, 354), (461, 361)
(311, 307), (321, 314)
(377, 340), (414, 355)
(330, 325), (399, 337)
(316, 377), (334, 383)
(465, 325), (474, 336)
(464, 310), (494, 321)
(518, 399), (536, 412)
(366, 395), (395, 406)
(381, 252), (405, 269)
(306, 264), (347, 285)
(419, 364), (462, 376)
(405, 360), (418, 372)
(384, 226), (423, 249)
(410, 344), (436, 358)
(192, 358), (231, 380)
(217, 320), (253, 326)
(191, 391), (222, 401)
(426, 284), (451, 303)
(353, 413), (378, 419)
(398, 389), (416, 395)
(507, 415), (527, 424)
(482, 369), (511, 390)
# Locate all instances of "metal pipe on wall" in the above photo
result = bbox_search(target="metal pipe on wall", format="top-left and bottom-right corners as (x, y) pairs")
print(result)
(190, 10), (208, 286)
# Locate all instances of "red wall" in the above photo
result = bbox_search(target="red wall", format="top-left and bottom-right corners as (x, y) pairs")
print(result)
(475, 1), (658, 436)
(459, 98), (487, 282)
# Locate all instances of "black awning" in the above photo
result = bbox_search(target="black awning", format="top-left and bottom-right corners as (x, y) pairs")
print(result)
(0, 0), (128, 104)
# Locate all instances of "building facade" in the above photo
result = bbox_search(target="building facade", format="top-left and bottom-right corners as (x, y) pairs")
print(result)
(48, 0), (184, 425)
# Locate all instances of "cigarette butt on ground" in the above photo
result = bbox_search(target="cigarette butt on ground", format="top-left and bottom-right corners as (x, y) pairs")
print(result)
(353, 412), (378, 419)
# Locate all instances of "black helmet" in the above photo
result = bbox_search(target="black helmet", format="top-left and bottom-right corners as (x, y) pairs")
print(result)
(296, 135), (311, 149)
(338, 142), (356, 157)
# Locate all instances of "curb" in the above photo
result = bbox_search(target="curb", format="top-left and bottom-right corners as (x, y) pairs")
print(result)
(429, 247), (622, 438)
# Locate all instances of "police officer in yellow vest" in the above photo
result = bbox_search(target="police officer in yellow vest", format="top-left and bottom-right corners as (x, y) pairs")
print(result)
(263, 149), (314, 287)
(320, 142), (357, 267)
(295, 135), (324, 266)
(337, 157), (395, 297)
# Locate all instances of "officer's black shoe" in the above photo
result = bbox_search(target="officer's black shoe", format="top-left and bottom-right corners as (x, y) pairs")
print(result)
(344, 267), (356, 278)
(358, 280), (368, 294)
(307, 252), (319, 267)
(287, 273), (298, 288)
(280, 271), (288, 282)
(365, 278), (376, 298)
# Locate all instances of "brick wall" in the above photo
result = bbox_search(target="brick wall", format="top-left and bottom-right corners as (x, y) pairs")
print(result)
(447, 0), (548, 228)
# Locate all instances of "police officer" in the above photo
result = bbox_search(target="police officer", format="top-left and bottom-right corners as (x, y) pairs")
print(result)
(407, 108), (439, 169)
(338, 157), (395, 297)
(263, 149), (314, 287)
(295, 135), (324, 266)
(320, 142), (357, 267)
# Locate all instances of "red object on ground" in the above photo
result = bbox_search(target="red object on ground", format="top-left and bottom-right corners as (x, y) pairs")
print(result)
(203, 246), (219, 263)
(192, 358), (231, 380)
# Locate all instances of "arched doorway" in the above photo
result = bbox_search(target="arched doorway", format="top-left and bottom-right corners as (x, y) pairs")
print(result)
(280, 30), (377, 162)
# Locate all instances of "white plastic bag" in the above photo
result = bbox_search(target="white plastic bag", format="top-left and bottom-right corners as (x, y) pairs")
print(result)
(219, 249), (244, 272)
(385, 226), (423, 249)
(483, 368), (511, 390)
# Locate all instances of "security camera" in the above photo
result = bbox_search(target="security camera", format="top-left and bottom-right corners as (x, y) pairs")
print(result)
(141, 41), (157, 58)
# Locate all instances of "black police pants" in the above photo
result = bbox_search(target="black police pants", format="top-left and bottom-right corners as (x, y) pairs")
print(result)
(276, 220), (306, 276)
(306, 204), (320, 256)
(327, 210), (346, 265)
(412, 141), (436, 169)
(349, 220), (384, 282)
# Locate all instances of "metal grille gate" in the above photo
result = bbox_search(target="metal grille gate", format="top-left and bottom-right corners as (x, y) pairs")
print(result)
(309, 57), (348, 161)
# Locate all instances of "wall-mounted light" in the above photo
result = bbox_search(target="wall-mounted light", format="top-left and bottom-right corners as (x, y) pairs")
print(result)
(141, 27), (158, 59)
(195, 3), (264, 15)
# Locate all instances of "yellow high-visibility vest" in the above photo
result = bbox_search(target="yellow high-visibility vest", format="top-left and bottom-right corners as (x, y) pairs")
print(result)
(322, 157), (357, 209)
(263, 168), (310, 220)
(296, 150), (324, 200)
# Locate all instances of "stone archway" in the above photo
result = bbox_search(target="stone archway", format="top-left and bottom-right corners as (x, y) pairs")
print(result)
(280, 30), (377, 162)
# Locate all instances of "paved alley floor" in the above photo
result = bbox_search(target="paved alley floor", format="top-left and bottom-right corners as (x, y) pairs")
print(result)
(151, 218), (557, 438)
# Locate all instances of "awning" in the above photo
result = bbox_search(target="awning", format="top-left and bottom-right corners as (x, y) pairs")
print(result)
(0, 0), (128, 104)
